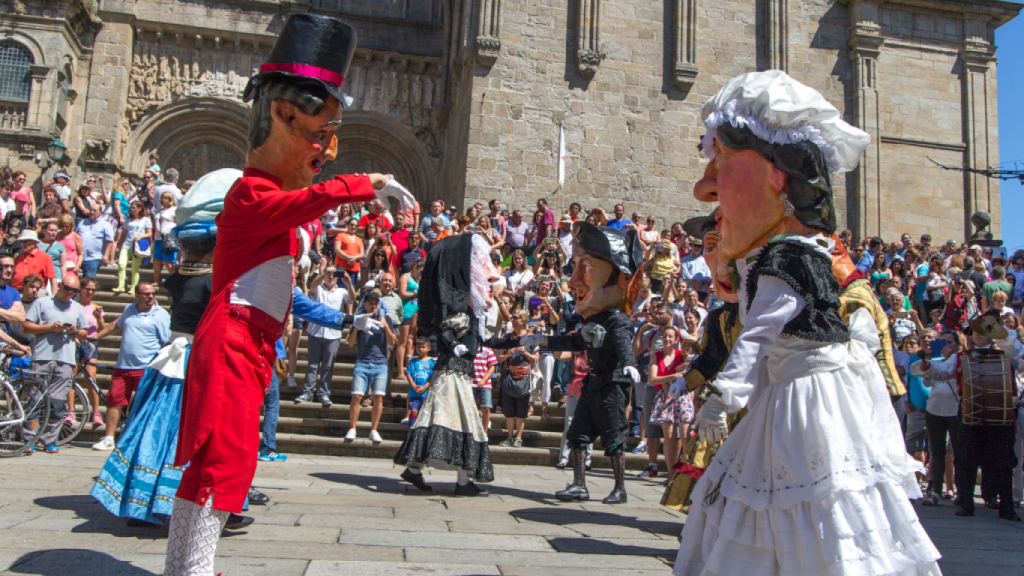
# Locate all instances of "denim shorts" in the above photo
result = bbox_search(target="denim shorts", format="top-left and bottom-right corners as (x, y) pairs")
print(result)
(473, 387), (492, 409)
(352, 362), (389, 396)
(408, 397), (424, 412)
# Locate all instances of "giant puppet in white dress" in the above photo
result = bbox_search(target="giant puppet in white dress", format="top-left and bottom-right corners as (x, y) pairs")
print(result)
(670, 71), (941, 576)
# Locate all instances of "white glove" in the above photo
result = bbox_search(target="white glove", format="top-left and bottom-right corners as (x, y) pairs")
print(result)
(520, 333), (547, 347)
(375, 179), (417, 211)
(668, 377), (687, 400)
(353, 314), (381, 332)
(695, 395), (730, 444)
(623, 366), (641, 387)
(452, 344), (469, 358)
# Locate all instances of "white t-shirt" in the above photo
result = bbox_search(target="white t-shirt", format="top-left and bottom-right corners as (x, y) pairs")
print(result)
(153, 183), (182, 203)
(124, 217), (152, 245)
(306, 284), (349, 340)
(503, 268), (534, 293)
(53, 184), (71, 202)
(154, 206), (177, 240)
(0, 197), (15, 219)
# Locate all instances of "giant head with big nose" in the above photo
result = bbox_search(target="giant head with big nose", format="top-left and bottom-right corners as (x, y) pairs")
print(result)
(691, 71), (870, 260)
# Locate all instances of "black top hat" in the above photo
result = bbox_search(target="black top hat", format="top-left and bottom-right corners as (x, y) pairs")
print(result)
(572, 222), (642, 276)
(682, 207), (718, 240)
(243, 13), (357, 106)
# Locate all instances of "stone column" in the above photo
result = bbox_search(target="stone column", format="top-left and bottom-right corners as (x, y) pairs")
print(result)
(673, 0), (698, 89)
(961, 12), (997, 237)
(847, 0), (884, 240)
(762, 0), (788, 72)
(576, 0), (605, 79)
(27, 65), (52, 132)
(476, 0), (502, 67)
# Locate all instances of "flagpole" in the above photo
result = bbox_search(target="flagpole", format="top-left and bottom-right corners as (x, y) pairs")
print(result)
(556, 123), (564, 220)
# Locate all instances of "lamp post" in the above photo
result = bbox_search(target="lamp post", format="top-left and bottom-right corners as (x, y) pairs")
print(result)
(45, 137), (67, 164)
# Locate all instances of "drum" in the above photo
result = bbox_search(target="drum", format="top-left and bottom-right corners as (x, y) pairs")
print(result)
(960, 349), (1016, 426)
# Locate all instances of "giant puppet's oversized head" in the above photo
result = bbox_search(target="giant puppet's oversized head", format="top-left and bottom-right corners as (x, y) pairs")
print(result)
(683, 208), (738, 303)
(568, 222), (644, 318)
(693, 71), (870, 261)
(242, 14), (357, 191)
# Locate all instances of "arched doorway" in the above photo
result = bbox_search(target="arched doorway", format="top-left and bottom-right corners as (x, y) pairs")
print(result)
(123, 98), (249, 179)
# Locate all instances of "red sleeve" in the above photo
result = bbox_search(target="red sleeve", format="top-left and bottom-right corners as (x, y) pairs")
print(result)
(358, 214), (370, 228)
(222, 175), (375, 239)
(43, 256), (55, 281)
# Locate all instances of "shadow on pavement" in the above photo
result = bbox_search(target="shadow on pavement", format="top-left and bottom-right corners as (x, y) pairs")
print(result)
(6, 548), (157, 575)
(32, 495), (168, 539)
(512, 507), (683, 539)
(310, 471), (559, 505)
(546, 537), (676, 559)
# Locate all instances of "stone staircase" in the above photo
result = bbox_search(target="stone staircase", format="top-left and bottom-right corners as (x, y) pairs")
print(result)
(72, 267), (666, 471)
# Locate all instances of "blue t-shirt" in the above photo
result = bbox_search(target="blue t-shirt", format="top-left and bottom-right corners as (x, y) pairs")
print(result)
(115, 302), (171, 369)
(906, 357), (930, 411)
(0, 283), (20, 333)
(112, 191), (129, 222)
(407, 357), (435, 399)
(913, 263), (930, 302)
(606, 218), (628, 230)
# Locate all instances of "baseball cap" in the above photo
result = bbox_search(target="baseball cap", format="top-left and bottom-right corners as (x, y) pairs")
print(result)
(969, 244), (981, 251)
(12, 191), (29, 203)
(364, 288), (383, 301)
(17, 230), (38, 243)
(53, 171), (70, 181)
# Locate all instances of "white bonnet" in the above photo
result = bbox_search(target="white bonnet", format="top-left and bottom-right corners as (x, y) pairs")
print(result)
(700, 70), (870, 174)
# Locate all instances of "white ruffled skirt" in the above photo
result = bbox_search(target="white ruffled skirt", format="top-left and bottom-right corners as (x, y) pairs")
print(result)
(674, 333), (940, 576)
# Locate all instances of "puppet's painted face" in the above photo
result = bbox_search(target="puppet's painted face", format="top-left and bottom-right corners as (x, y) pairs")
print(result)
(264, 96), (342, 190)
(569, 253), (629, 318)
(695, 138), (786, 261)
(703, 229), (738, 303)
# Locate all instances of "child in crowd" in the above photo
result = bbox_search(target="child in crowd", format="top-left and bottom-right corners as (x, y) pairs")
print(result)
(404, 337), (434, 427)
(472, 346), (498, 432)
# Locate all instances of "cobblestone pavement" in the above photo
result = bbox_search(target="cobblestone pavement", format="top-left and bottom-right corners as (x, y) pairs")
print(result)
(0, 448), (1021, 575)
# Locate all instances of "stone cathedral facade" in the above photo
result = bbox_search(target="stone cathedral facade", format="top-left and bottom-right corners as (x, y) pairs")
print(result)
(3, 0), (1020, 240)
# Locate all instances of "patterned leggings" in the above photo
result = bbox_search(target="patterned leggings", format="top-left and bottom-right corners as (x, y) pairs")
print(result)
(164, 497), (229, 576)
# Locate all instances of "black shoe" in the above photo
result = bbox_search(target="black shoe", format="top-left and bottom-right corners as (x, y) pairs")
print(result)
(954, 505), (974, 517)
(555, 485), (590, 502)
(602, 488), (627, 505)
(247, 487), (270, 505)
(465, 481), (490, 496)
(998, 511), (1022, 522)
(454, 482), (488, 497)
(225, 513), (254, 530)
(985, 499), (1000, 510)
(400, 468), (432, 492)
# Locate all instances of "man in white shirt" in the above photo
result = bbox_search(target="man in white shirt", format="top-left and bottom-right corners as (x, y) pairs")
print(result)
(672, 288), (708, 329)
(557, 213), (574, 261)
(52, 171), (72, 207)
(153, 168), (183, 203)
(0, 181), (16, 219)
(295, 268), (354, 408)
(678, 239), (711, 297)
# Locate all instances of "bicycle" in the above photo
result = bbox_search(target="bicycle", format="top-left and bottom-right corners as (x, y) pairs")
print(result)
(57, 340), (119, 447)
(0, 351), (55, 457)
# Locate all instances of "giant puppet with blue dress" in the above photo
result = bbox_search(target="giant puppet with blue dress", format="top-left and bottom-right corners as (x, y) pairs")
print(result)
(156, 15), (415, 573)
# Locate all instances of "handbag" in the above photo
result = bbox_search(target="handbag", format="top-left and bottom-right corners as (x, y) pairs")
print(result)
(502, 353), (533, 399)
(161, 230), (179, 252)
(133, 238), (152, 258)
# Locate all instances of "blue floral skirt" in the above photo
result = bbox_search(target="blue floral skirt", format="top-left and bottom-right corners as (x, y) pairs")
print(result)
(89, 348), (189, 524)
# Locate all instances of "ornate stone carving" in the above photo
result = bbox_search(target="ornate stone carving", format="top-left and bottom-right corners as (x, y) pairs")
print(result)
(82, 139), (111, 161)
(848, 0), (884, 239)
(476, 0), (502, 67)
(0, 102), (28, 131)
(673, 0), (698, 89)
(18, 143), (34, 158)
(166, 140), (245, 183)
(476, 36), (501, 67)
(576, 0), (605, 79)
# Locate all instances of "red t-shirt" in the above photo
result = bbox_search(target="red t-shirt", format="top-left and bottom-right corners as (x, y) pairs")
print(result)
(303, 219), (323, 238)
(13, 247), (55, 289)
(653, 349), (685, 391)
(472, 347), (498, 389)
(359, 212), (392, 232)
(536, 209), (556, 241)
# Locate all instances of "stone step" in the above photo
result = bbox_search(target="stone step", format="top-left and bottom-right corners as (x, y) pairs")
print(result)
(70, 427), (665, 471)
(276, 402), (568, 432)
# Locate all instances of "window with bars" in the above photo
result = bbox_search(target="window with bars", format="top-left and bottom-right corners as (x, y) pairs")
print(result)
(0, 40), (33, 101)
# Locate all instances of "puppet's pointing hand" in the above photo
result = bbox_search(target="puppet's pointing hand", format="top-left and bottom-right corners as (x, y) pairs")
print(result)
(695, 396), (729, 443)
(374, 176), (417, 211)
(520, 333), (547, 348)
(623, 366), (641, 387)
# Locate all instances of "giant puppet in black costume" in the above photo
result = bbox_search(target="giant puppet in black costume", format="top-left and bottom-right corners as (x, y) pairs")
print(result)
(520, 222), (644, 504)
(394, 233), (500, 494)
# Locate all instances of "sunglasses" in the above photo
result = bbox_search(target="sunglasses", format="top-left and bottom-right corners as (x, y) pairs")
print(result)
(0, 264), (12, 269)
(61, 284), (80, 294)
(138, 291), (157, 297)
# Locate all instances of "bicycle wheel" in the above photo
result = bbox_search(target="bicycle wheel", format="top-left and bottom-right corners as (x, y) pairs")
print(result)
(0, 377), (50, 457)
(57, 383), (90, 446)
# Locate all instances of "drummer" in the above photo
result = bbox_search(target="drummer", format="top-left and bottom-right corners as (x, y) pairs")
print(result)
(912, 311), (1023, 522)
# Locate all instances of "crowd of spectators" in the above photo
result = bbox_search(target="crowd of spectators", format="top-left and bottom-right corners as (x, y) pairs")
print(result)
(5, 160), (1023, 510)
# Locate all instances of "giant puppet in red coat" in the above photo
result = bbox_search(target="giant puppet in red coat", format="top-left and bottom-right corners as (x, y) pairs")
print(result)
(164, 14), (414, 576)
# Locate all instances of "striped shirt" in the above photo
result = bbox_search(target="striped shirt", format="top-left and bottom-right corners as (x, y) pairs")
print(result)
(472, 347), (498, 389)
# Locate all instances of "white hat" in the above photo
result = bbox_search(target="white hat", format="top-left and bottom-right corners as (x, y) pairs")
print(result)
(17, 230), (38, 243)
(700, 70), (870, 174)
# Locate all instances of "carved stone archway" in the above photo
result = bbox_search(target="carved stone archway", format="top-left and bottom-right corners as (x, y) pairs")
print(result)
(123, 97), (249, 178)
(317, 110), (437, 202)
